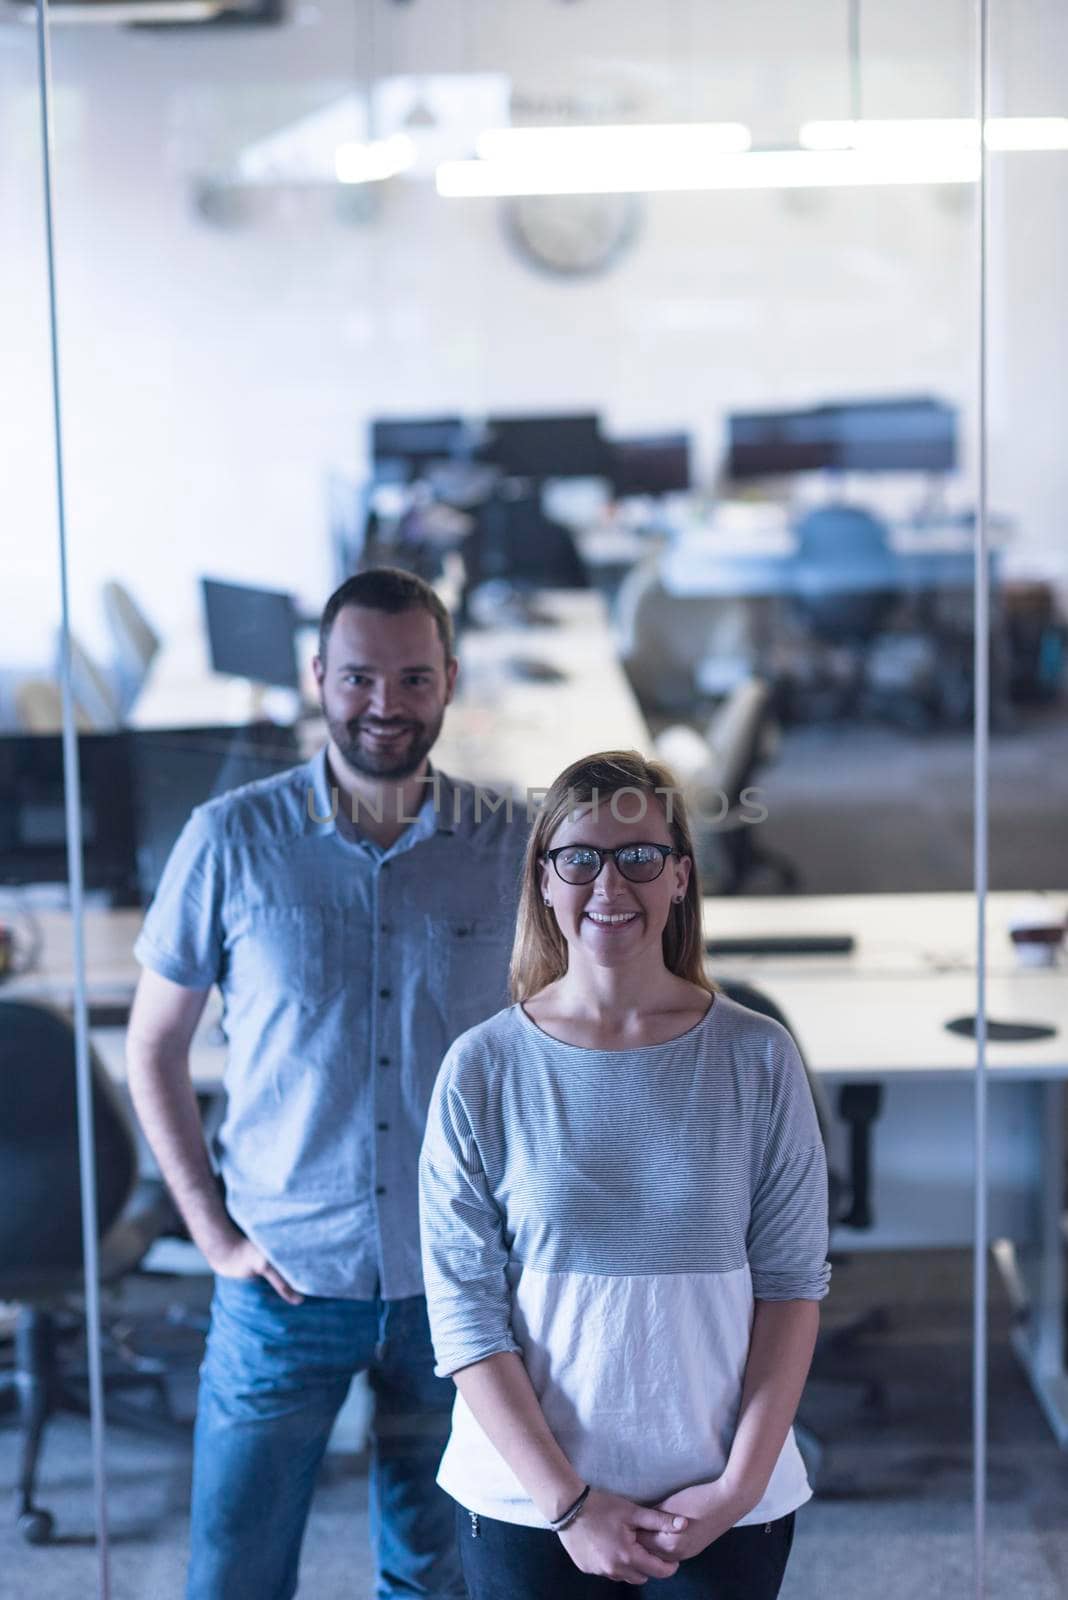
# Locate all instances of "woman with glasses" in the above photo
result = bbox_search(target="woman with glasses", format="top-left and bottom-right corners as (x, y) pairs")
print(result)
(419, 750), (829, 1598)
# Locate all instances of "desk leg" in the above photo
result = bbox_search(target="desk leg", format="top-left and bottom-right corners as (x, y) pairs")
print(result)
(993, 1079), (1068, 1446)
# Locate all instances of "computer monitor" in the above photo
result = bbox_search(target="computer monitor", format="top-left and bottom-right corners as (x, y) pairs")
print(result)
(726, 408), (837, 479)
(201, 578), (300, 691)
(370, 417), (469, 482)
(829, 397), (957, 472)
(609, 433), (692, 497)
(480, 413), (609, 481)
(726, 397), (958, 479)
(0, 732), (140, 904)
(129, 722), (299, 902)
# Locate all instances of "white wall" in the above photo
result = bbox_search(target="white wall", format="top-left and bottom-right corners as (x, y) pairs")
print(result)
(1, 0), (1065, 668)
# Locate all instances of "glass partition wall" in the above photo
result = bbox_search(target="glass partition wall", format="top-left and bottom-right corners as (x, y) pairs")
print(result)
(0, 1), (100, 1590)
(8, 0), (1067, 1596)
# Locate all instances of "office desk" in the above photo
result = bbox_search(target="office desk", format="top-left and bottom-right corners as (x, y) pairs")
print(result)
(437, 591), (651, 793)
(2, 906), (225, 1089)
(703, 890), (1068, 1444)
(661, 518), (997, 599)
(9, 889), (1066, 1441)
(131, 589), (651, 797)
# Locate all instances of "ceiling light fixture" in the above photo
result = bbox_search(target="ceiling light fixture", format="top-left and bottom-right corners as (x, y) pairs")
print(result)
(436, 144), (980, 198)
(474, 122), (753, 162)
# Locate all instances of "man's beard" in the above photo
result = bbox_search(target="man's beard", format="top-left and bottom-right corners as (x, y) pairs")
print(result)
(325, 710), (445, 780)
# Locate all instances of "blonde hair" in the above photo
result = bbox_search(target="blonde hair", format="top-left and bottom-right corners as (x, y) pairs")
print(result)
(509, 749), (712, 1003)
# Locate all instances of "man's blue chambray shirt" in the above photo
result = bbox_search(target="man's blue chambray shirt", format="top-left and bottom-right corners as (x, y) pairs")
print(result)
(134, 747), (530, 1300)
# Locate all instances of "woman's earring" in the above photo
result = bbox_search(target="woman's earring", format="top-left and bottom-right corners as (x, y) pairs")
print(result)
(544, 898), (552, 907)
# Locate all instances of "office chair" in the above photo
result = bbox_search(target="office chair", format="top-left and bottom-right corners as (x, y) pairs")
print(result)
(656, 679), (800, 894)
(13, 679), (92, 735)
(0, 1001), (178, 1543)
(792, 504), (898, 720)
(62, 636), (123, 732)
(716, 979), (884, 1484)
(101, 581), (160, 714)
(615, 556), (772, 722)
(465, 485), (590, 593)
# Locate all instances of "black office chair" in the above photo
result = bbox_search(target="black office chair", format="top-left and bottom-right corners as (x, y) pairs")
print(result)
(716, 979), (884, 1484)
(466, 484), (589, 593)
(0, 1001), (178, 1543)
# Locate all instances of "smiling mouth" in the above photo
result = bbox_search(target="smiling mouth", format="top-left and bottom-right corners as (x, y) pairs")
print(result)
(584, 910), (641, 927)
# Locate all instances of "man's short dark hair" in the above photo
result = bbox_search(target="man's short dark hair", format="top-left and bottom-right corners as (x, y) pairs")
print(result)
(318, 568), (454, 665)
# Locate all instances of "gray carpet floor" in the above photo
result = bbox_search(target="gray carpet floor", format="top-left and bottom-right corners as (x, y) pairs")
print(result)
(746, 706), (1068, 895)
(2, 1249), (1067, 1599)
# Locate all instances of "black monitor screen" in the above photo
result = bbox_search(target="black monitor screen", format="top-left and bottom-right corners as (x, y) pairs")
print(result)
(201, 578), (299, 690)
(480, 413), (609, 480)
(370, 417), (469, 481)
(129, 723), (299, 902)
(830, 398), (957, 472)
(727, 409), (837, 478)
(0, 732), (139, 903)
(0, 725), (303, 905)
(727, 397), (957, 478)
(610, 433), (691, 496)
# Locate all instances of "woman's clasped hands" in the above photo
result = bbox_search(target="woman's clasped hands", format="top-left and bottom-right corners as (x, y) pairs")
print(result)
(556, 1488), (690, 1585)
(634, 1478), (751, 1562)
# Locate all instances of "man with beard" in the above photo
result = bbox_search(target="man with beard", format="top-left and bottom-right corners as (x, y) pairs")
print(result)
(127, 568), (529, 1600)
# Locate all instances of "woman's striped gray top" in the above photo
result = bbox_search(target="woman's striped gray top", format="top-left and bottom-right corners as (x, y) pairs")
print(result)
(418, 994), (831, 1529)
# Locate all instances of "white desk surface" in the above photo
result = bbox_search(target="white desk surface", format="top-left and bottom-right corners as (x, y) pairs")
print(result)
(130, 590), (651, 799)
(437, 591), (650, 793)
(702, 892), (1068, 1080)
(5, 891), (1064, 1089)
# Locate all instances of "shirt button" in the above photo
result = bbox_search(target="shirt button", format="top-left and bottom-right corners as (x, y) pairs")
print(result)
(375, 1185), (387, 1196)
(380, 922), (391, 934)
(378, 1055), (390, 1067)
(377, 1121), (389, 1131)
(379, 987), (391, 999)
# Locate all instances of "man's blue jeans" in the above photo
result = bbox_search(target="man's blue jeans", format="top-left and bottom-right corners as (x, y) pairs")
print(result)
(186, 1278), (465, 1600)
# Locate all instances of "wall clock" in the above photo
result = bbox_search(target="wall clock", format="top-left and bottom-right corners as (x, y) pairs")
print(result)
(503, 192), (642, 277)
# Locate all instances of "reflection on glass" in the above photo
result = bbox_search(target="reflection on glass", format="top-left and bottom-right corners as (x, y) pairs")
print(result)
(0, 5), (98, 1585)
(26, 0), (1068, 1594)
(984, 0), (1068, 1566)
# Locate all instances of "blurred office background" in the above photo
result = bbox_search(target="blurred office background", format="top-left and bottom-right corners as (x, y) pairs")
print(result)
(1, 0), (1067, 1595)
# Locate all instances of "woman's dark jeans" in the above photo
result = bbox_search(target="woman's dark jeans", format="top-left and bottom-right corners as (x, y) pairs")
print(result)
(456, 1504), (796, 1600)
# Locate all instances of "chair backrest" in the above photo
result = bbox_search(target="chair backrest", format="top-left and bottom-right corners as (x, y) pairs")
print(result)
(715, 978), (845, 1227)
(616, 558), (756, 715)
(655, 678), (772, 894)
(14, 678), (92, 734)
(702, 677), (770, 806)
(794, 503), (889, 565)
(102, 582), (160, 710)
(792, 503), (896, 645)
(65, 636), (122, 731)
(0, 1001), (136, 1276)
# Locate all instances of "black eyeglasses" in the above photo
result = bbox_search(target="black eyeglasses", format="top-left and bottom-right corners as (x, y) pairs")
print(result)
(543, 843), (680, 886)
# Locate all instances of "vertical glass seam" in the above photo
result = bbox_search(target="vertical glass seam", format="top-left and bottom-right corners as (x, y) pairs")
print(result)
(34, 1), (112, 1593)
(973, 0), (991, 1594)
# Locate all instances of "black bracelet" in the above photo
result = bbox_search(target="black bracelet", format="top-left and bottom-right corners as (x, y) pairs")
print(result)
(550, 1485), (590, 1533)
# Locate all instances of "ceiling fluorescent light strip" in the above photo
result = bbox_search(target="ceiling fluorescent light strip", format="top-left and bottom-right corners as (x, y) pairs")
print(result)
(800, 117), (1068, 152)
(475, 122), (753, 161)
(436, 146), (980, 199)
